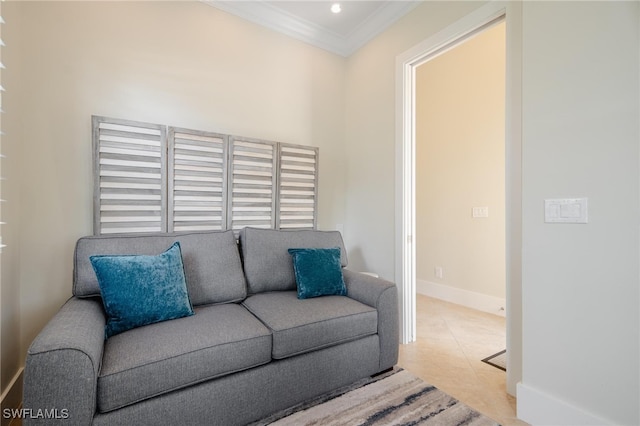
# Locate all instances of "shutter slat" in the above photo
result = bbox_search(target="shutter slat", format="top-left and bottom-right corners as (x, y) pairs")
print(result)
(99, 128), (162, 142)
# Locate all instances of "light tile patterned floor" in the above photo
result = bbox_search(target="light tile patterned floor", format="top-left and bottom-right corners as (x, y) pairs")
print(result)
(398, 294), (529, 426)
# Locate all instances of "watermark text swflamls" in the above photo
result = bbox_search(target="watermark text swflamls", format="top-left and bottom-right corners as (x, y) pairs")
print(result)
(3, 408), (69, 420)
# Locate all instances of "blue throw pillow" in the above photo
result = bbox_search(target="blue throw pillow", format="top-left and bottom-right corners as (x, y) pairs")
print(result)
(90, 242), (194, 338)
(288, 247), (347, 299)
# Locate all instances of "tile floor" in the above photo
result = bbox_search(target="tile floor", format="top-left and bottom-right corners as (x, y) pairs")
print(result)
(397, 294), (529, 426)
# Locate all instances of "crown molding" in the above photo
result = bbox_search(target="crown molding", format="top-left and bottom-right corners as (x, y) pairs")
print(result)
(345, 2), (421, 55)
(203, 1), (421, 57)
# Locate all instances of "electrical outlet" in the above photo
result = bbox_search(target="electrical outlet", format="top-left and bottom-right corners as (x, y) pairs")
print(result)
(435, 266), (443, 279)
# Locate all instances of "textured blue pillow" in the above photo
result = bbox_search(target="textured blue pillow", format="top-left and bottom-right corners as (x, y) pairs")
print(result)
(90, 242), (194, 338)
(288, 247), (347, 299)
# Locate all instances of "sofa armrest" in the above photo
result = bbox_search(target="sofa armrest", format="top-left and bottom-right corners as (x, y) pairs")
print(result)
(23, 297), (106, 425)
(343, 269), (399, 371)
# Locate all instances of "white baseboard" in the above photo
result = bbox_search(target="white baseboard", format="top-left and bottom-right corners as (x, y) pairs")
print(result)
(517, 382), (611, 425)
(0, 367), (23, 426)
(416, 279), (506, 317)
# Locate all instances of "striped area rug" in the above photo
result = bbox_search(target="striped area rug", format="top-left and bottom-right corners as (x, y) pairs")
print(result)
(261, 369), (499, 426)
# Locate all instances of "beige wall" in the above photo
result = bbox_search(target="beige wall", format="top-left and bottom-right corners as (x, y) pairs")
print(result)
(1, 0), (347, 391)
(344, 1), (488, 279)
(415, 22), (505, 299)
(1, 0), (23, 397)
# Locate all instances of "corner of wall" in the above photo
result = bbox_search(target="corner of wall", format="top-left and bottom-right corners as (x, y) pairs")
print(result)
(0, 368), (23, 426)
(417, 279), (506, 317)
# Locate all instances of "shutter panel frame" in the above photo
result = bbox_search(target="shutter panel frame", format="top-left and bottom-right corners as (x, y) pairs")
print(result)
(277, 143), (319, 230)
(93, 116), (167, 235)
(227, 136), (278, 232)
(168, 127), (228, 232)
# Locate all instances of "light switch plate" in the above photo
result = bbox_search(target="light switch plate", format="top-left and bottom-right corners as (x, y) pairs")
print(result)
(472, 207), (489, 218)
(544, 198), (588, 223)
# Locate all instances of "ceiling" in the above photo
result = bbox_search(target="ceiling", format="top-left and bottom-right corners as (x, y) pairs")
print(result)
(204, 1), (422, 57)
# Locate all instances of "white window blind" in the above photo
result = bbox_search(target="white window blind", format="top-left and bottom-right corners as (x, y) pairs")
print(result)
(93, 116), (167, 234)
(0, 11), (6, 252)
(227, 136), (277, 231)
(277, 143), (318, 229)
(93, 116), (318, 235)
(168, 127), (227, 232)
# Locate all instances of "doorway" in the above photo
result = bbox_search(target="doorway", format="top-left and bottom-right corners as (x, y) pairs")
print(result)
(394, 1), (522, 395)
(415, 22), (506, 320)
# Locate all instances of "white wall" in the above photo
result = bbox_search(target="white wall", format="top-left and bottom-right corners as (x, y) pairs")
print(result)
(415, 22), (505, 303)
(345, 1), (639, 424)
(518, 2), (639, 425)
(2, 1), (347, 377)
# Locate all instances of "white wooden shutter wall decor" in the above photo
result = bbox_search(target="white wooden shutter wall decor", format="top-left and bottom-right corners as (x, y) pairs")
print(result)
(277, 143), (319, 230)
(169, 128), (228, 232)
(93, 116), (318, 235)
(93, 116), (167, 234)
(228, 136), (277, 231)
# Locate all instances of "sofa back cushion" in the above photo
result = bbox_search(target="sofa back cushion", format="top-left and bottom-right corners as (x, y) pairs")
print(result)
(74, 231), (246, 306)
(239, 227), (348, 294)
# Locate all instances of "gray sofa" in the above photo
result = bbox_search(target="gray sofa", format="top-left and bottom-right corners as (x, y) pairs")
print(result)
(23, 227), (398, 425)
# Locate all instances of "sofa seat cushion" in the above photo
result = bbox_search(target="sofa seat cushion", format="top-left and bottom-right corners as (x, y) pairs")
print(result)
(243, 291), (377, 360)
(97, 303), (272, 413)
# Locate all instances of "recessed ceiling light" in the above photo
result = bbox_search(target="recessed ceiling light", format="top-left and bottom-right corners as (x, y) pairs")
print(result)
(331, 3), (342, 14)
